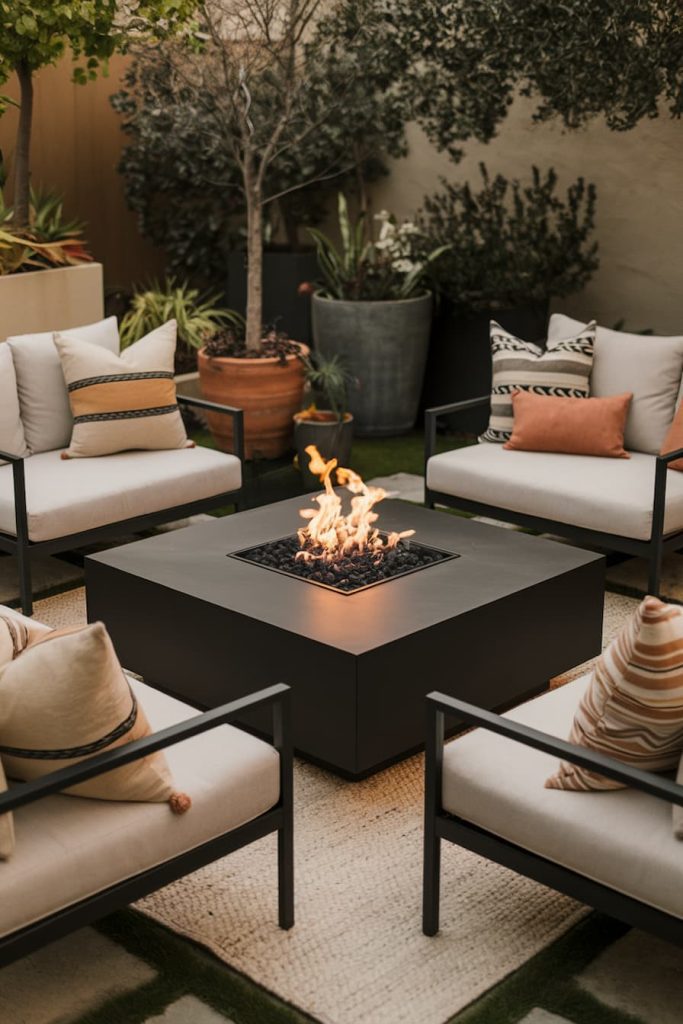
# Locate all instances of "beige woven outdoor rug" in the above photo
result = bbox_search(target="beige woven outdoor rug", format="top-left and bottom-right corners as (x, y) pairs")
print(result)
(34, 586), (639, 1024)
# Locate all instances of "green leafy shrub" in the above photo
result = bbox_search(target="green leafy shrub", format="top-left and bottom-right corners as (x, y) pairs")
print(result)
(417, 165), (599, 311)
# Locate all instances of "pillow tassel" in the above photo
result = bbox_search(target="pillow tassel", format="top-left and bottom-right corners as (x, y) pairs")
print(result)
(169, 791), (192, 815)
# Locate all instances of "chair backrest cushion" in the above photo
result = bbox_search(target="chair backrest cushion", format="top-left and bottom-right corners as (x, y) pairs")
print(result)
(6, 317), (120, 454)
(548, 314), (683, 455)
(0, 344), (28, 462)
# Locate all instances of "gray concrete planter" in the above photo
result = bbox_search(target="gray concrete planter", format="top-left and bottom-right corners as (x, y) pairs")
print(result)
(312, 292), (433, 437)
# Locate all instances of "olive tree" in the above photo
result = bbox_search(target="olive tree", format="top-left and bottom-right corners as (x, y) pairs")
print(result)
(151, 0), (406, 352)
(0, 0), (197, 228)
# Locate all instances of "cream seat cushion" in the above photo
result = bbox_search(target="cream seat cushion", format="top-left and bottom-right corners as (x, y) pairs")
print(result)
(0, 446), (241, 542)
(426, 443), (683, 541)
(0, 678), (280, 938)
(6, 318), (120, 454)
(548, 314), (683, 456)
(0, 344), (28, 462)
(442, 675), (683, 920)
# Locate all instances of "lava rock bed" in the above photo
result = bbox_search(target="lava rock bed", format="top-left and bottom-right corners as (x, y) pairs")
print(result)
(232, 534), (454, 593)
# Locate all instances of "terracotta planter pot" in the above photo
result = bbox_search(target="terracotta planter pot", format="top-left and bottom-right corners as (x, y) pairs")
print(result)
(197, 344), (308, 459)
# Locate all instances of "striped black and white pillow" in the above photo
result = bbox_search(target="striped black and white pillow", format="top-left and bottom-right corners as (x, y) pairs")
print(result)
(480, 320), (596, 444)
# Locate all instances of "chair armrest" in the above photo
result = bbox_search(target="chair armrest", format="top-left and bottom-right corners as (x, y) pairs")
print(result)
(0, 455), (29, 543)
(0, 683), (289, 815)
(424, 396), (490, 465)
(651, 448), (683, 544)
(426, 690), (683, 808)
(0, 450), (24, 464)
(177, 394), (245, 463)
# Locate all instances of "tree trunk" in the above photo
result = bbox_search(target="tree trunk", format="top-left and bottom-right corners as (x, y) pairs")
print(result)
(245, 186), (263, 354)
(13, 59), (33, 230)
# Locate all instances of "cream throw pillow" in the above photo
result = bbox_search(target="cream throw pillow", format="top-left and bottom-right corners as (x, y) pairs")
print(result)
(547, 597), (683, 791)
(0, 622), (190, 813)
(0, 758), (14, 860)
(54, 320), (192, 458)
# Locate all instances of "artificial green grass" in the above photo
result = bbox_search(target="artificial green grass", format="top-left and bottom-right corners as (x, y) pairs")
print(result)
(87, 910), (318, 1024)
(449, 914), (636, 1024)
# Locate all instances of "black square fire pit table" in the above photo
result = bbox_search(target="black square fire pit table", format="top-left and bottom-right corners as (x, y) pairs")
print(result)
(85, 495), (604, 778)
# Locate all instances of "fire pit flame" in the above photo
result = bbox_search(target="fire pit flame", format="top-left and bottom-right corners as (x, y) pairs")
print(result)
(296, 445), (415, 563)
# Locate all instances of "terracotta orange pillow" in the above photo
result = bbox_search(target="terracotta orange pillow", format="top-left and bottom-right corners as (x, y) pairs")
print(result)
(504, 390), (632, 458)
(660, 405), (683, 470)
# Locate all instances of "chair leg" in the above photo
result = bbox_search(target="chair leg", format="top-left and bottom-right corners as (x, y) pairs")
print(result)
(422, 824), (441, 936)
(648, 546), (663, 599)
(16, 543), (33, 617)
(278, 816), (294, 930)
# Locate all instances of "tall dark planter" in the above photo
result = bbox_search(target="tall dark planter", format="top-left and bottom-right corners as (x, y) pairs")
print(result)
(420, 300), (549, 433)
(227, 249), (319, 345)
(312, 292), (433, 438)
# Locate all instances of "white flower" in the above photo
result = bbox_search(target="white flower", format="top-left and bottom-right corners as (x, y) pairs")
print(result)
(392, 258), (418, 274)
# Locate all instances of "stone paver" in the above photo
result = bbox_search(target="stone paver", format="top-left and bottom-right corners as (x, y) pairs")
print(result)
(518, 1010), (572, 1024)
(578, 929), (683, 1024)
(146, 995), (234, 1023)
(0, 927), (156, 1024)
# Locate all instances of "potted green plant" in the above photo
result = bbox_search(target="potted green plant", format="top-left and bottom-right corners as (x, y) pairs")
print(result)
(416, 164), (599, 432)
(308, 193), (449, 437)
(294, 352), (355, 490)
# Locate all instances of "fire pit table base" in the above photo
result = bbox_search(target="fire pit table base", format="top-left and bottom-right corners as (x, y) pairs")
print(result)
(85, 496), (604, 778)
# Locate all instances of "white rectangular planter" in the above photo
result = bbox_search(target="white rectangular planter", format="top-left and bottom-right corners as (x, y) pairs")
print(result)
(0, 263), (104, 341)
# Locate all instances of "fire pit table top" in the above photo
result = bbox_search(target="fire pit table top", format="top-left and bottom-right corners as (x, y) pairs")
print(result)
(85, 495), (604, 777)
(86, 494), (602, 657)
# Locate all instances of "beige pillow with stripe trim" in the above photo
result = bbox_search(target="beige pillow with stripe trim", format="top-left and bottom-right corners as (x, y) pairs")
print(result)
(54, 320), (192, 458)
(0, 621), (190, 813)
(547, 596), (683, 791)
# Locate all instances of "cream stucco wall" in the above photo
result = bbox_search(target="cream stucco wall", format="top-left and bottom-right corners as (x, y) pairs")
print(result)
(371, 98), (683, 334)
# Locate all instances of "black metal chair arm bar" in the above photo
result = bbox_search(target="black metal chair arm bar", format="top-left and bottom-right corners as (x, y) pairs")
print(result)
(426, 691), (683, 807)
(0, 683), (289, 815)
(424, 396), (490, 465)
(657, 447), (683, 465)
(0, 450), (24, 464)
(176, 395), (245, 462)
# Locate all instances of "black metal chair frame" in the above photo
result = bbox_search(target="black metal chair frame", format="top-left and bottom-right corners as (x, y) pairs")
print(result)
(422, 690), (683, 946)
(0, 395), (245, 616)
(0, 682), (293, 967)
(424, 395), (683, 598)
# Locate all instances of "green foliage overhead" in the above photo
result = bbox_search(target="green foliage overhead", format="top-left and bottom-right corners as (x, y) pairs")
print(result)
(0, 1), (197, 84)
(417, 165), (599, 310)
(388, 0), (682, 158)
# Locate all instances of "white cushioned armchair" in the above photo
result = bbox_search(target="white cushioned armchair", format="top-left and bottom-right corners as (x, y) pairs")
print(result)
(425, 315), (683, 596)
(0, 319), (243, 615)
(0, 605), (293, 966)
(423, 681), (683, 945)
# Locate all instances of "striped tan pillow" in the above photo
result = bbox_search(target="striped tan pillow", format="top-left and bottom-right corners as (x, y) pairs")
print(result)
(54, 320), (192, 458)
(546, 596), (683, 791)
(480, 320), (596, 444)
